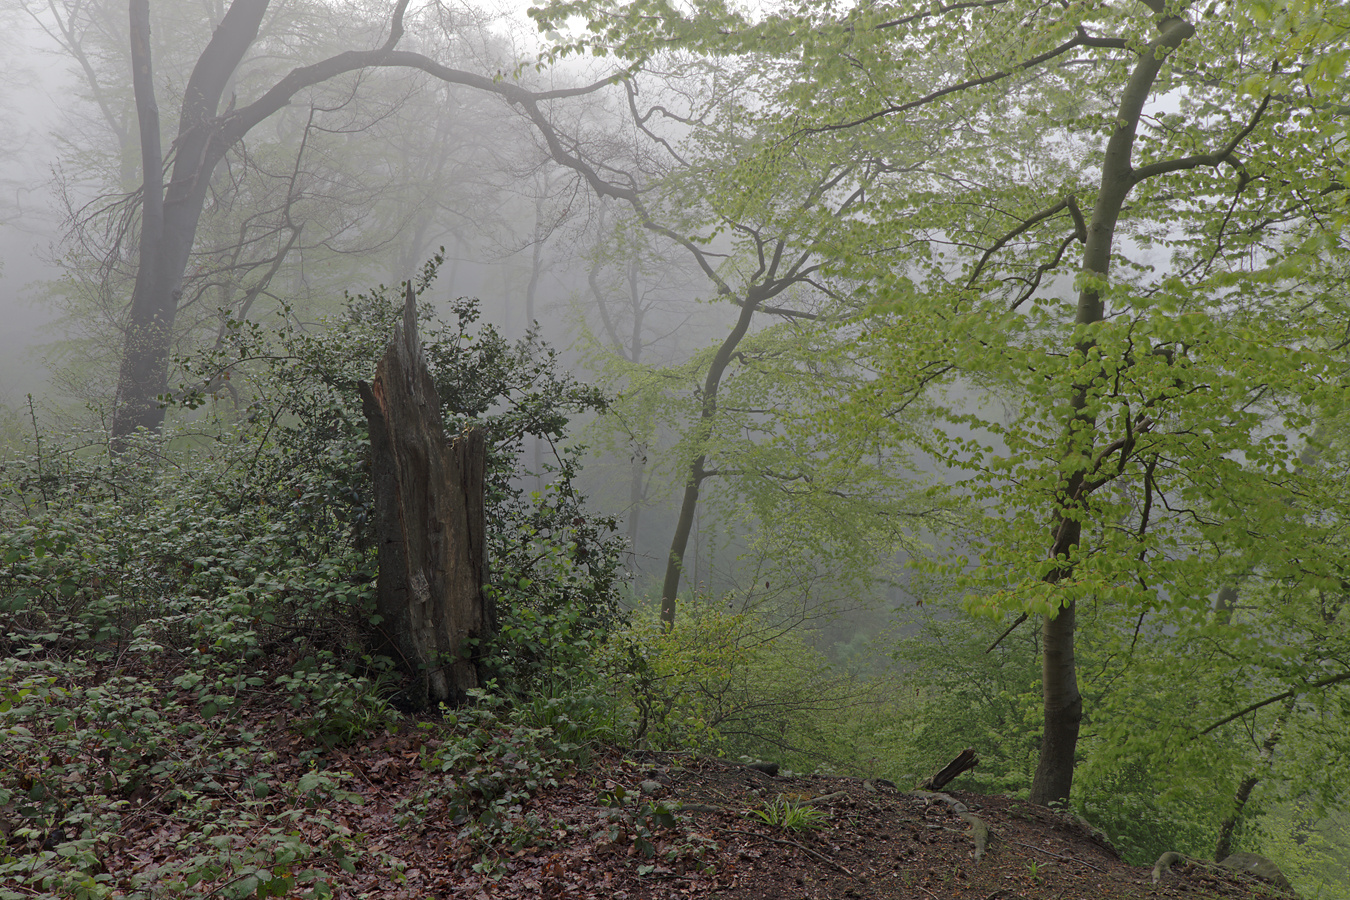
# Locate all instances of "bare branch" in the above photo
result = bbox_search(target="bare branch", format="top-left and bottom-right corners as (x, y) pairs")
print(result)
(799, 29), (1119, 137)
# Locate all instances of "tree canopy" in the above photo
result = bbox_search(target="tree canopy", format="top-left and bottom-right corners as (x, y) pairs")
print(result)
(531, 0), (1350, 804)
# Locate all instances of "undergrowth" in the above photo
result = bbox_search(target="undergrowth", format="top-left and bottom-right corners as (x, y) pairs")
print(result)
(0, 274), (629, 896)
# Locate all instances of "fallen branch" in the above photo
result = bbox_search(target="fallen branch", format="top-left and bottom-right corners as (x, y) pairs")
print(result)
(923, 748), (978, 791)
(912, 791), (992, 860)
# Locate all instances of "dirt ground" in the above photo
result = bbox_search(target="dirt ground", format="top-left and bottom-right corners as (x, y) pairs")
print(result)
(4, 647), (1295, 900)
(316, 740), (1293, 899)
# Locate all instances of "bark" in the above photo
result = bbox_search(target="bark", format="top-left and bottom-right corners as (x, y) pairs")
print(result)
(1030, 591), (1081, 804)
(359, 283), (491, 709)
(1028, 7), (1196, 805)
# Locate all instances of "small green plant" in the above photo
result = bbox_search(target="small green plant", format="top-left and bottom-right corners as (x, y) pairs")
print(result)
(274, 653), (395, 748)
(394, 690), (571, 861)
(0, 652), (367, 900)
(598, 785), (717, 875)
(751, 796), (828, 832)
(599, 785), (679, 859)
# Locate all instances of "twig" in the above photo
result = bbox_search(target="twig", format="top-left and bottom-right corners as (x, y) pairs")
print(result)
(1005, 839), (1103, 872)
(720, 828), (854, 876)
(987, 613), (1028, 653)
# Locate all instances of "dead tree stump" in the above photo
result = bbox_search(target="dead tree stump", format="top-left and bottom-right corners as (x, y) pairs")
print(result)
(359, 283), (491, 709)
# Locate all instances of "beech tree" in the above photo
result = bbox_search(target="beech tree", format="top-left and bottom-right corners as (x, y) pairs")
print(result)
(551, 63), (947, 628)
(532, 0), (1350, 806)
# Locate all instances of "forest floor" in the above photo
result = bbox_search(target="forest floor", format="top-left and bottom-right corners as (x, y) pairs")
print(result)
(1, 647), (1298, 900)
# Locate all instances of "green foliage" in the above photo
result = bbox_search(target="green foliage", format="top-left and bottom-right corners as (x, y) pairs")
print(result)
(1257, 801), (1350, 900)
(883, 614), (1042, 798)
(531, 0), (1350, 862)
(173, 261), (624, 698)
(751, 796), (827, 832)
(2, 260), (623, 687)
(597, 785), (717, 874)
(0, 650), (364, 900)
(274, 653), (397, 750)
(601, 604), (870, 770)
(480, 469), (628, 702)
(395, 690), (570, 861)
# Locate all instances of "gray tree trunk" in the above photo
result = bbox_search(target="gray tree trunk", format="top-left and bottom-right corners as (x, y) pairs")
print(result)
(1028, 7), (1195, 805)
(359, 283), (491, 709)
(658, 287), (764, 627)
(114, 0), (268, 448)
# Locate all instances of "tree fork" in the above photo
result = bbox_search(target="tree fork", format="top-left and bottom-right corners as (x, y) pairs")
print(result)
(1028, 4), (1196, 805)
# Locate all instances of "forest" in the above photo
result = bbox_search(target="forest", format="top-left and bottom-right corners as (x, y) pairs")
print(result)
(0, 0), (1347, 897)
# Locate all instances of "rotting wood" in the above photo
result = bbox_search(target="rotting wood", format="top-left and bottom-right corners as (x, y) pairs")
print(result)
(359, 282), (491, 710)
(912, 791), (993, 861)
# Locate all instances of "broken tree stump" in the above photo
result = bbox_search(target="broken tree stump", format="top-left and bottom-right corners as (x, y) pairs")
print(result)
(359, 282), (491, 710)
(922, 748), (979, 791)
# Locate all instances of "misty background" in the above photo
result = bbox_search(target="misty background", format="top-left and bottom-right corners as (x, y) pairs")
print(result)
(0, 0), (795, 607)
(1, 1), (1347, 894)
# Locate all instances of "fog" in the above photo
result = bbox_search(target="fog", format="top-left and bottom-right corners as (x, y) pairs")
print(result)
(0, 11), (72, 405)
(1, 2), (1347, 888)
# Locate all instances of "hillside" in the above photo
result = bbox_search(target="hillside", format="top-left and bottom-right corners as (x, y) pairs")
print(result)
(0, 643), (1295, 900)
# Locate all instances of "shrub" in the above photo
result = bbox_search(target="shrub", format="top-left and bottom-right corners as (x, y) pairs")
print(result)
(2, 260), (626, 700)
(602, 603), (869, 768)
(0, 265), (630, 894)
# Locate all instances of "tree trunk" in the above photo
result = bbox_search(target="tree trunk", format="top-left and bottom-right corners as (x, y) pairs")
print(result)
(1214, 695), (1294, 862)
(1028, 7), (1195, 805)
(1030, 595), (1082, 804)
(359, 283), (491, 710)
(659, 287), (763, 627)
(113, 0), (269, 448)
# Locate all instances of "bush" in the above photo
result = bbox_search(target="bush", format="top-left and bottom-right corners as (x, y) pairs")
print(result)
(2, 260), (625, 698)
(602, 603), (870, 769)
(0, 265), (631, 893)
(395, 690), (572, 863)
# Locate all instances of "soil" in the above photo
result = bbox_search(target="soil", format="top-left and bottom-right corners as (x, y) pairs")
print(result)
(4, 648), (1296, 900)
(129, 735), (1297, 899)
(367, 749), (1292, 900)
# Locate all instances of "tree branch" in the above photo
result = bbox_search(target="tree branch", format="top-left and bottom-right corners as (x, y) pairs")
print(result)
(1131, 95), (1271, 183)
(966, 196), (1082, 289)
(1198, 670), (1350, 736)
(801, 30), (1111, 136)
(986, 612), (1028, 653)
